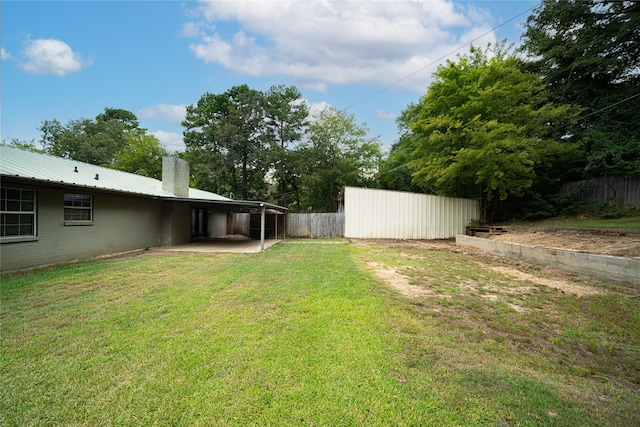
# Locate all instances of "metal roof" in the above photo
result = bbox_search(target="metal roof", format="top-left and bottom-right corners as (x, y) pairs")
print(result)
(0, 144), (230, 202)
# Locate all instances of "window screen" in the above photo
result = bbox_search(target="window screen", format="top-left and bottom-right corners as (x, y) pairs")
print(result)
(1, 188), (36, 237)
(64, 194), (92, 222)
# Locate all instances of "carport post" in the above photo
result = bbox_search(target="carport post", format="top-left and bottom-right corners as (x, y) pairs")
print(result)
(260, 203), (266, 252)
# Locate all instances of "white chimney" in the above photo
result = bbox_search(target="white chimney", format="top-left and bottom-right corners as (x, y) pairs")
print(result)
(162, 156), (190, 197)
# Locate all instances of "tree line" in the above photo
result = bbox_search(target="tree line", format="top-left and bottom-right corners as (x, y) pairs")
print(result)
(8, 0), (639, 219)
(180, 84), (381, 211)
(381, 0), (639, 220)
(12, 87), (381, 213)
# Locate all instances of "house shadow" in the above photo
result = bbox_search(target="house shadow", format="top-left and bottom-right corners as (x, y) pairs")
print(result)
(157, 235), (281, 254)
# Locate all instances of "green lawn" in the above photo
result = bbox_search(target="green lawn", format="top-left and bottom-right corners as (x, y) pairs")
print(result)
(1, 240), (638, 426)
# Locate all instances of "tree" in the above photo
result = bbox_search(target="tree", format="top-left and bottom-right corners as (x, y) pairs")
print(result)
(109, 133), (168, 179)
(39, 108), (141, 166)
(406, 46), (582, 221)
(264, 85), (309, 207)
(299, 107), (382, 212)
(96, 107), (140, 130)
(40, 118), (128, 165)
(182, 85), (269, 200)
(376, 104), (425, 193)
(181, 93), (231, 195)
(3, 138), (44, 153)
(225, 85), (269, 200)
(521, 0), (640, 177)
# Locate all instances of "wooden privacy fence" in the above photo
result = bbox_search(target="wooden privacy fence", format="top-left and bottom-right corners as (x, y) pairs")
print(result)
(231, 212), (345, 238)
(231, 213), (251, 235)
(559, 176), (640, 208)
(287, 213), (345, 238)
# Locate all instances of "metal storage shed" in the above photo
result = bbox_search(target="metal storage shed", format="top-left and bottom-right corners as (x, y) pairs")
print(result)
(343, 186), (480, 240)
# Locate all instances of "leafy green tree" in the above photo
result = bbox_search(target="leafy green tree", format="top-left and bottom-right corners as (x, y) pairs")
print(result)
(39, 108), (141, 166)
(376, 135), (421, 193)
(225, 85), (269, 200)
(3, 138), (44, 153)
(376, 104), (424, 193)
(182, 85), (269, 200)
(521, 0), (640, 177)
(407, 46), (582, 220)
(181, 93), (231, 195)
(109, 133), (168, 179)
(96, 108), (140, 130)
(264, 85), (309, 207)
(39, 118), (65, 153)
(40, 118), (128, 165)
(299, 107), (382, 212)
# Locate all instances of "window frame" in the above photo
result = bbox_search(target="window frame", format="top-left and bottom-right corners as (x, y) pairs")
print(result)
(1, 187), (37, 241)
(63, 193), (93, 224)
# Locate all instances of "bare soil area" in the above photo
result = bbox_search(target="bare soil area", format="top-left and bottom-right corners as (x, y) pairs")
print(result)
(484, 226), (640, 259)
(352, 224), (639, 303)
(352, 238), (606, 299)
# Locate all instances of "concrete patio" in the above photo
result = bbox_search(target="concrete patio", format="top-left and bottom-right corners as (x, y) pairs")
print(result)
(157, 235), (281, 253)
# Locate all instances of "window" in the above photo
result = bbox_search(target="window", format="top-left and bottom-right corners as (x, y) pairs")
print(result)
(64, 194), (92, 222)
(1, 188), (36, 238)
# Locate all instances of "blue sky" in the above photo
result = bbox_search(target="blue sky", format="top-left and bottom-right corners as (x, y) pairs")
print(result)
(2, 0), (539, 153)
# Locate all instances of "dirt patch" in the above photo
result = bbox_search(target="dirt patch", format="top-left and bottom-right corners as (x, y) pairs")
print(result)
(484, 227), (640, 259)
(366, 261), (443, 299)
(357, 238), (606, 307)
(352, 238), (463, 253)
(487, 265), (602, 297)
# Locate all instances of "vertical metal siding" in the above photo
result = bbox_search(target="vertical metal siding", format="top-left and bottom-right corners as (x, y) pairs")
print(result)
(344, 187), (480, 239)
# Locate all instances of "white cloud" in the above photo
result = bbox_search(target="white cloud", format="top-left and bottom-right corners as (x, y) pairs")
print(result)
(375, 109), (397, 120)
(1, 47), (11, 60)
(152, 130), (185, 152)
(180, 21), (205, 38)
(138, 104), (187, 124)
(185, 0), (497, 92)
(307, 100), (333, 116)
(19, 38), (91, 76)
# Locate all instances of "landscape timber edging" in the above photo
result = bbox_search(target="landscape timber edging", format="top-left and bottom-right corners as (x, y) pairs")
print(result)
(455, 234), (640, 285)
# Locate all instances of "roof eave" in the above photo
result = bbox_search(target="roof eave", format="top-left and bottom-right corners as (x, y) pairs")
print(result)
(0, 174), (165, 198)
(163, 196), (288, 212)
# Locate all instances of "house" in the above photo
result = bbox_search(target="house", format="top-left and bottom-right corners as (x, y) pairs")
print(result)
(0, 145), (285, 272)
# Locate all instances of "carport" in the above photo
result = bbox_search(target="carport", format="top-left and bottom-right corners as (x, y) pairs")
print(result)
(165, 197), (288, 252)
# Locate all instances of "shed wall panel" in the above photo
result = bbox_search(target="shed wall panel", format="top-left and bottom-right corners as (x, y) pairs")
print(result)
(344, 187), (480, 239)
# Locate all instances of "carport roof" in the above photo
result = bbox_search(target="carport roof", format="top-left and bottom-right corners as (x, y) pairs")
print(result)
(0, 144), (286, 211)
(168, 196), (287, 212)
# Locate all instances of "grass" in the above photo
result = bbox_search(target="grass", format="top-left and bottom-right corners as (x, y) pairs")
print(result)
(512, 215), (640, 234)
(2, 240), (639, 426)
